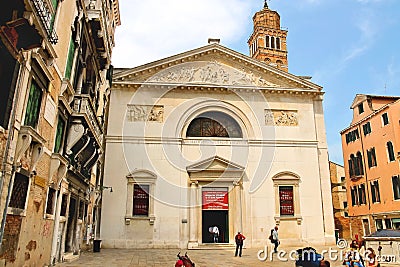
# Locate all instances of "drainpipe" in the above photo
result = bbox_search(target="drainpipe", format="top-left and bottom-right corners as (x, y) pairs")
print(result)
(0, 57), (26, 248)
(357, 124), (372, 235)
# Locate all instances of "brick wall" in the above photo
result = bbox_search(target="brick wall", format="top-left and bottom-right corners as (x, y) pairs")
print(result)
(335, 216), (351, 239)
(0, 128), (7, 164)
(0, 215), (23, 263)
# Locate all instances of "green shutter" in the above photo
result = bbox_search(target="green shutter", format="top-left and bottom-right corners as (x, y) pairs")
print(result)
(54, 116), (65, 153)
(24, 80), (43, 128)
(65, 38), (75, 79)
(51, 0), (59, 9)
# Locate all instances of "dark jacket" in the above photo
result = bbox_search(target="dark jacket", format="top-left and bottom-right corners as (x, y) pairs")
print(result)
(235, 233), (246, 245)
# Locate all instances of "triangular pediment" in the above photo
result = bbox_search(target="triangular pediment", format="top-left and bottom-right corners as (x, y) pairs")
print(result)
(186, 155), (244, 173)
(113, 43), (322, 91)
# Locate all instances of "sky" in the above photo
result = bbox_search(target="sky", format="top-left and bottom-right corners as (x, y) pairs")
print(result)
(111, 0), (400, 165)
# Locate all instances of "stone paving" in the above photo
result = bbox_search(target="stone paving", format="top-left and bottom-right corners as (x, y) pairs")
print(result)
(57, 245), (345, 267)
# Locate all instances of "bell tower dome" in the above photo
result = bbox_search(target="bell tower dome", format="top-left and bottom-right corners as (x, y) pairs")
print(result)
(248, 1), (288, 72)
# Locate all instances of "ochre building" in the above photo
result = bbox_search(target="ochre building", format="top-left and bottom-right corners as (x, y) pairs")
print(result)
(341, 94), (400, 237)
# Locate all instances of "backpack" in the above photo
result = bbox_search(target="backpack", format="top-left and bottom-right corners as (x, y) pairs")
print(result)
(268, 229), (273, 241)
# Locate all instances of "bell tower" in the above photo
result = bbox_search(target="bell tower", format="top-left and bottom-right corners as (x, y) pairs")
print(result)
(248, 1), (288, 72)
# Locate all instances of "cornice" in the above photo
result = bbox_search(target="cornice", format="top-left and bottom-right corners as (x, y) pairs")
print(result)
(105, 135), (319, 147)
(111, 81), (323, 97)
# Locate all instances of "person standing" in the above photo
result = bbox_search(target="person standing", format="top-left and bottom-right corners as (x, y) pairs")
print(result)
(234, 231), (246, 257)
(212, 226), (219, 243)
(271, 226), (279, 253)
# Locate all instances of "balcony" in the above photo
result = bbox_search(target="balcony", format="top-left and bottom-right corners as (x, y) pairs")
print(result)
(85, 0), (110, 69)
(30, 0), (58, 44)
(71, 94), (102, 145)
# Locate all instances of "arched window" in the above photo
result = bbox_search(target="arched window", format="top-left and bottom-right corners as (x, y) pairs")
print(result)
(265, 35), (270, 48)
(186, 111), (242, 138)
(276, 37), (281, 50)
(356, 151), (364, 175)
(387, 141), (395, 162)
(348, 154), (355, 177)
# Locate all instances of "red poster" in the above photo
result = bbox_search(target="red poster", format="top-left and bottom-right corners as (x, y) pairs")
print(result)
(202, 190), (228, 210)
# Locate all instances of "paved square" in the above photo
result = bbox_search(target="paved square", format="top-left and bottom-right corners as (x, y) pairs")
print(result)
(57, 246), (344, 267)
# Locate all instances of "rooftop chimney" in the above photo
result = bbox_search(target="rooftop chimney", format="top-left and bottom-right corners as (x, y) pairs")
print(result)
(208, 38), (220, 44)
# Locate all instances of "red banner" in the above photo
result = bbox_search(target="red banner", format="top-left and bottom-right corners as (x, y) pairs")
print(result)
(202, 190), (228, 210)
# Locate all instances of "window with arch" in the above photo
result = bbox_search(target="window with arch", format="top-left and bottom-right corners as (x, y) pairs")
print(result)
(348, 152), (364, 178)
(186, 111), (242, 138)
(367, 147), (377, 168)
(387, 141), (395, 162)
(276, 37), (281, 50)
(276, 60), (283, 66)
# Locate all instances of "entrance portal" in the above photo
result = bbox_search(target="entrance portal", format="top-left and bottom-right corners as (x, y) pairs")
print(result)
(202, 210), (229, 243)
(201, 187), (229, 243)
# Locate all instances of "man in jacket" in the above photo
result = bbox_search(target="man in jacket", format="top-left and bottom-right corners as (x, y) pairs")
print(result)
(234, 231), (246, 257)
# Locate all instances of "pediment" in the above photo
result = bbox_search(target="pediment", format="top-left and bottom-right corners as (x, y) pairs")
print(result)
(187, 156), (244, 173)
(350, 94), (368, 109)
(126, 169), (157, 179)
(113, 43), (322, 91)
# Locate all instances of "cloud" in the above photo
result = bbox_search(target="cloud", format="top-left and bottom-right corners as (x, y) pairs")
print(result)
(343, 10), (377, 62)
(112, 0), (256, 67)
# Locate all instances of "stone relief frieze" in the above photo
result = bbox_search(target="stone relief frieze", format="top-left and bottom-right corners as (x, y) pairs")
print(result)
(148, 61), (278, 87)
(126, 105), (164, 122)
(265, 109), (298, 126)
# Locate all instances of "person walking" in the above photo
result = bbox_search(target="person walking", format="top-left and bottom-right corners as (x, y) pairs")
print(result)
(271, 226), (279, 253)
(234, 231), (246, 257)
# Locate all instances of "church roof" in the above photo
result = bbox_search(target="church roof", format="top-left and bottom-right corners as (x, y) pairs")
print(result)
(112, 42), (323, 92)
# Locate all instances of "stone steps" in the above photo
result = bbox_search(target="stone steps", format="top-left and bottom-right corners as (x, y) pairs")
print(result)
(63, 252), (80, 263)
(190, 243), (236, 250)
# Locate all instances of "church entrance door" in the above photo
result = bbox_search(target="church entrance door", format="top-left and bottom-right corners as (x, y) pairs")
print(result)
(201, 188), (229, 243)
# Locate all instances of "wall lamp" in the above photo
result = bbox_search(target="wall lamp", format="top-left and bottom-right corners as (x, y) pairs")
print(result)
(100, 185), (113, 192)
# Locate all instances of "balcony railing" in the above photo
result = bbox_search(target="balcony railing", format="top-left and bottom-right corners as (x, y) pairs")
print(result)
(31, 0), (58, 44)
(72, 95), (102, 144)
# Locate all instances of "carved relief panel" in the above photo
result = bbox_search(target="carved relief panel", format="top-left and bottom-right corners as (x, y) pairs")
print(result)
(126, 105), (164, 122)
(265, 109), (298, 126)
(148, 61), (278, 87)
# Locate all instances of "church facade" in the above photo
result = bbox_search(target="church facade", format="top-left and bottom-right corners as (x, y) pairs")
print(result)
(101, 4), (335, 249)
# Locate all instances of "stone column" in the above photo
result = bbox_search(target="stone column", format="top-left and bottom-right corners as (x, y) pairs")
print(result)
(233, 182), (242, 232)
(126, 178), (133, 218)
(188, 182), (198, 248)
(50, 182), (66, 264)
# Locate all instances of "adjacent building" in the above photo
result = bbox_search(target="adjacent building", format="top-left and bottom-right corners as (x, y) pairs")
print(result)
(329, 161), (350, 240)
(341, 94), (400, 238)
(101, 3), (335, 249)
(0, 0), (120, 265)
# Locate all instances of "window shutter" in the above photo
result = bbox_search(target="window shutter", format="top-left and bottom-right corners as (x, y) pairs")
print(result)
(24, 80), (43, 128)
(54, 116), (65, 153)
(65, 38), (75, 79)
